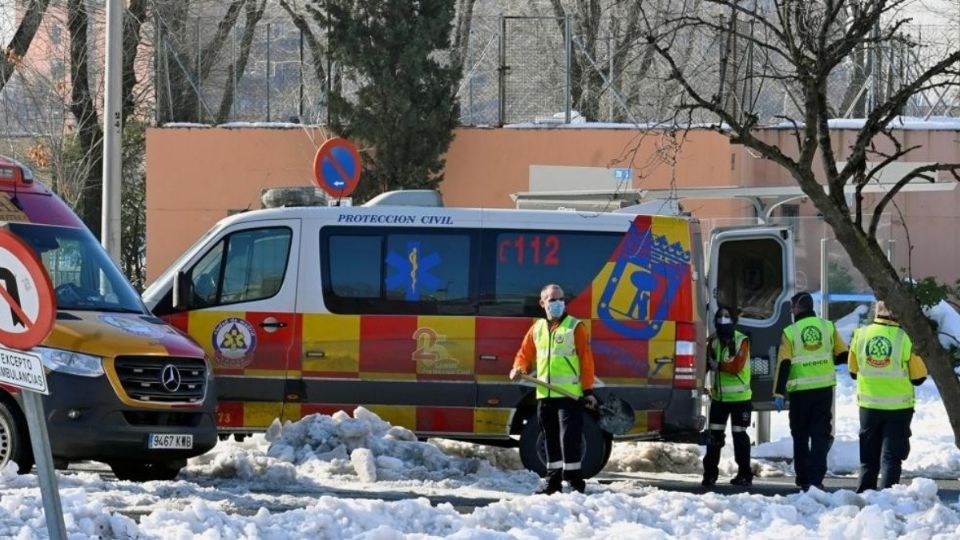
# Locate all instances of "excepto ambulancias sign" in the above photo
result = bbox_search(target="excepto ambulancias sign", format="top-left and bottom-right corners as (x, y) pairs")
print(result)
(0, 347), (47, 394)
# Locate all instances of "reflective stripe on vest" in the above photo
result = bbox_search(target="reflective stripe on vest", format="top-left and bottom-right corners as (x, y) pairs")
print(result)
(533, 316), (583, 399)
(854, 325), (914, 410)
(785, 317), (836, 392)
(712, 330), (751, 402)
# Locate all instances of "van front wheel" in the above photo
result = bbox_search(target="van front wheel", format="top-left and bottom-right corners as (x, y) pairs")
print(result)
(0, 400), (33, 473)
(518, 411), (607, 479)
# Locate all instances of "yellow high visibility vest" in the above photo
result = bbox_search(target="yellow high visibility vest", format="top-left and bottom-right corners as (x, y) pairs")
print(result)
(712, 330), (751, 402)
(853, 324), (914, 410)
(533, 316), (583, 399)
(784, 317), (837, 392)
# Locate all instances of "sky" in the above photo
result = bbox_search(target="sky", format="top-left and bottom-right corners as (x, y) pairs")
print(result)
(1, 360), (959, 539)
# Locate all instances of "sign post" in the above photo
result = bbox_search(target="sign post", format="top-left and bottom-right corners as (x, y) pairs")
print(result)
(0, 230), (64, 539)
(312, 137), (362, 202)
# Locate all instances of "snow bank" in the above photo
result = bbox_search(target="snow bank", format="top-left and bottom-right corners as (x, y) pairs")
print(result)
(186, 407), (539, 492)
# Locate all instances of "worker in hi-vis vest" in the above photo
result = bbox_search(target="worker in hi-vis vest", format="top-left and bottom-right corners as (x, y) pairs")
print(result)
(772, 291), (848, 492)
(701, 305), (753, 488)
(510, 283), (597, 495)
(849, 300), (927, 493)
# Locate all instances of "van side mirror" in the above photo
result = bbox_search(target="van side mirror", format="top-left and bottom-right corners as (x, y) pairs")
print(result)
(173, 271), (191, 310)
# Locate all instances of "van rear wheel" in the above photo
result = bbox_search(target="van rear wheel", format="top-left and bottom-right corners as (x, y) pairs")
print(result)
(110, 459), (184, 482)
(518, 411), (607, 479)
(0, 400), (33, 473)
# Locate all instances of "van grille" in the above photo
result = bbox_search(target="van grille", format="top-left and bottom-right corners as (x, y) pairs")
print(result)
(113, 357), (206, 403)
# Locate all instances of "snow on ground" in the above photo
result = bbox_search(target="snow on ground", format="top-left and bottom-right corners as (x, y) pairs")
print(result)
(2, 336), (960, 537)
(2, 377), (959, 539)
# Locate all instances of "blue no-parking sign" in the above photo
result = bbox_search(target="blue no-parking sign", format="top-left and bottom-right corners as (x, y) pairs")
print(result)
(313, 137), (362, 197)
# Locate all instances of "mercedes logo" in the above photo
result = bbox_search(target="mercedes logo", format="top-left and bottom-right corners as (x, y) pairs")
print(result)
(160, 365), (182, 393)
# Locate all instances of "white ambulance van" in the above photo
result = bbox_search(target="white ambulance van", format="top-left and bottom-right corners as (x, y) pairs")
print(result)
(143, 190), (794, 478)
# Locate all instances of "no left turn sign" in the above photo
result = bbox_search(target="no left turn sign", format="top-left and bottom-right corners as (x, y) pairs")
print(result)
(0, 229), (55, 350)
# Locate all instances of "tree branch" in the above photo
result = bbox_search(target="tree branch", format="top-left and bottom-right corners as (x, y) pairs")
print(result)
(868, 163), (960, 237)
(0, 0), (52, 92)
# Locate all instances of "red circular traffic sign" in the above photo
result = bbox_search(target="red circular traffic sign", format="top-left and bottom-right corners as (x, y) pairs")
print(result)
(0, 230), (55, 350)
(312, 137), (362, 198)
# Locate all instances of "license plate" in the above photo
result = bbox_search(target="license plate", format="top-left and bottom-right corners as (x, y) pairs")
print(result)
(148, 433), (193, 450)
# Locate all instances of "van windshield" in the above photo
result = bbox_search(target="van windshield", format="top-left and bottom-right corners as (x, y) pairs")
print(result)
(8, 223), (145, 313)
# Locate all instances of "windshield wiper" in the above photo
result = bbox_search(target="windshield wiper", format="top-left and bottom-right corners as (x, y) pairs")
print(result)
(96, 307), (146, 314)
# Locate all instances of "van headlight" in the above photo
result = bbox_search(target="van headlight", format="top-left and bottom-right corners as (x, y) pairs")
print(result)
(36, 347), (104, 377)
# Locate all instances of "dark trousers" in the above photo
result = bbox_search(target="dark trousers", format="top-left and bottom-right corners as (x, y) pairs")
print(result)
(788, 386), (834, 488)
(857, 407), (913, 493)
(703, 399), (752, 479)
(538, 397), (583, 486)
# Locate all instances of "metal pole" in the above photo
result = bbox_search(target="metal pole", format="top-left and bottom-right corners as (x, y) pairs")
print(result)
(820, 237), (836, 438)
(298, 27), (304, 121)
(196, 18), (202, 121)
(153, 12), (160, 125)
(266, 23), (272, 122)
(820, 237), (830, 320)
(498, 15), (506, 126)
(756, 411), (770, 444)
(564, 15), (572, 124)
(232, 29), (238, 120)
(325, 0), (332, 126)
(22, 392), (67, 540)
(101, 0), (122, 263)
(607, 34), (613, 121)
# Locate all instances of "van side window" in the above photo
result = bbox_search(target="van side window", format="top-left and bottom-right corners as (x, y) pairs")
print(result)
(322, 227), (475, 315)
(716, 237), (784, 321)
(480, 230), (621, 317)
(187, 227), (292, 308)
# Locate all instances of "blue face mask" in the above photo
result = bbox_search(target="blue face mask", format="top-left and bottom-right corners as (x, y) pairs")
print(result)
(546, 300), (565, 319)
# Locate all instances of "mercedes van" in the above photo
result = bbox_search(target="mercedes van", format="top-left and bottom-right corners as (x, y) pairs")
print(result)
(0, 157), (217, 481)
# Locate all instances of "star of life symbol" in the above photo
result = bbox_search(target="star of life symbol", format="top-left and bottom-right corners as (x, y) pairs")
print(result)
(385, 240), (443, 301)
(212, 317), (257, 368)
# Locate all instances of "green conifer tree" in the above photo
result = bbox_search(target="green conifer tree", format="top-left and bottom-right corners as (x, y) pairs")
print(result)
(323, 0), (460, 201)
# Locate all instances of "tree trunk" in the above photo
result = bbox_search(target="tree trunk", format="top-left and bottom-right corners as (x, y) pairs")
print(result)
(216, 0), (267, 123)
(0, 0), (52, 92)
(68, 0), (104, 236)
(279, 0), (326, 87)
(122, 0), (148, 119)
(814, 182), (960, 448)
(155, 1), (198, 123)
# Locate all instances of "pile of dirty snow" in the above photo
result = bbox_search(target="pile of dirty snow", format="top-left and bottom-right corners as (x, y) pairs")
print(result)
(185, 407), (538, 492)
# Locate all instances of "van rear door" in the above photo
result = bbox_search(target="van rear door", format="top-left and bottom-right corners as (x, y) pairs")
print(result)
(707, 226), (794, 408)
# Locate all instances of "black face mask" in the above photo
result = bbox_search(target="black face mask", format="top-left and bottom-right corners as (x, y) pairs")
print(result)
(716, 324), (734, 340)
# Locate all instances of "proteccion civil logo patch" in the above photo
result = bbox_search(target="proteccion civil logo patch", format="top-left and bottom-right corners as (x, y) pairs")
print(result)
(212, 317), (257, 368)
(864, 335), (894, 368)
(800, 325), (824, 351)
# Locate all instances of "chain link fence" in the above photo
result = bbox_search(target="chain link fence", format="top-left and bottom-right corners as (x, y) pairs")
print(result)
(2, 13), (958, 129)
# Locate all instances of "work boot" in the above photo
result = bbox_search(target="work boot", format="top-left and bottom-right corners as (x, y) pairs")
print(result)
(534, 475), (562, 495)
(701, 471), (718, 488)
(730, 472), (753, 487)
(564, 470), (586, 494)
(533, 481), (563, 495)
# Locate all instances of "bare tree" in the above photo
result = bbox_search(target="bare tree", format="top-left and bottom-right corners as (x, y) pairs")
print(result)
(0, 0), (53, 92)
(214, 0), (267, 123)
(644, 0), (960, 447)
(154, 0), (253, 123)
